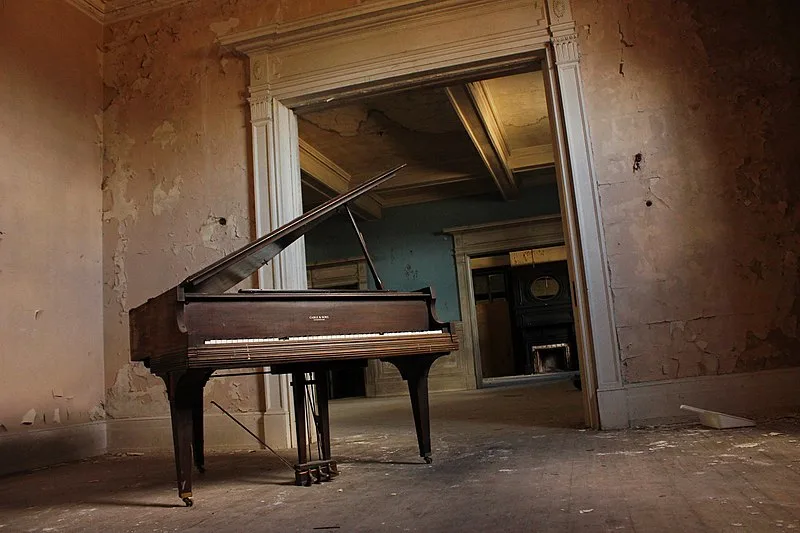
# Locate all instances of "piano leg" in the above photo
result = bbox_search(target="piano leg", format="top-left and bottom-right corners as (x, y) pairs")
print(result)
(386, 354), (441, 464)
(291, 372), (310, 485)
(315, 371), (332, 462)
(162, 370), (209, 507)
(191, 371), (212, 474)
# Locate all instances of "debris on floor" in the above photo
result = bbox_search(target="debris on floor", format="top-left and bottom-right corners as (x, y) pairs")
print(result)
(680, 405), (756, 429)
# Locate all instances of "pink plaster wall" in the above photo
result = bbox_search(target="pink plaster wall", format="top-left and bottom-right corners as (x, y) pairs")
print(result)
(0, 1), (104, 432)
(574, 0), (800, 383)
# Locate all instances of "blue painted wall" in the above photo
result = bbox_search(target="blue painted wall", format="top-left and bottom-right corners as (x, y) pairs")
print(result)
(305, 180), (561, 321)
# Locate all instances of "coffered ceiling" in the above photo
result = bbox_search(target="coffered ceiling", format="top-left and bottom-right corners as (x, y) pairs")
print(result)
(298, 69), (556, 218)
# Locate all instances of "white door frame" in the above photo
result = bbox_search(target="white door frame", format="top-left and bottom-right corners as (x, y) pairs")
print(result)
(221, 0), (625, 429)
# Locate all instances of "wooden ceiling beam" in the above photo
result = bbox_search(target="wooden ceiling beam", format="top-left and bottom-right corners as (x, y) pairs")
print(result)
(445, 85), (519, 200)
(299, 139), (384, 220)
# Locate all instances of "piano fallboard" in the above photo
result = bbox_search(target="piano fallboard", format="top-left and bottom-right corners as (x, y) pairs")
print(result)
(183, 289), (435, 344)
(133, 288), (455, 374)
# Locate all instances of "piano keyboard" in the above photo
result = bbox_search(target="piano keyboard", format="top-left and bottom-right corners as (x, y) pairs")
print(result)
(204, 330), (444, 345)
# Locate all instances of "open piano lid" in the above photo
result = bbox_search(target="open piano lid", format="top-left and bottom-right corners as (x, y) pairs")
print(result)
(181, 164), (405, 295)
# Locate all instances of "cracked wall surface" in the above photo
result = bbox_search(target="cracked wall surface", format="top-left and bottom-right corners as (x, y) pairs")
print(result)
(0, 1), (104, 435)
(101, 0), (371, 418)
(574, 0), (800, 383)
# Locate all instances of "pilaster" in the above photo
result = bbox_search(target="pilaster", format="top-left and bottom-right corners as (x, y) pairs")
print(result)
(545, 0), (625, 428)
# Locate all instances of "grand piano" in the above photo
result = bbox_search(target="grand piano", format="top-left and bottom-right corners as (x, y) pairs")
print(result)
(128, 165), (459, 506)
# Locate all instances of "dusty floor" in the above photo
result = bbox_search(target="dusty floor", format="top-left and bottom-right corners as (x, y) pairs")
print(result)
(2, 378), (800, 532)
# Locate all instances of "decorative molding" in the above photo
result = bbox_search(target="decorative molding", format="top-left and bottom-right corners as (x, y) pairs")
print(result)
(248, 94), (271, 124)
(546, 0), (573, 24)
(221, 0), (550, 107)
(445, 215), (564, 257)
(66, 0), (197, 24)
(64, 0), (105, 23)
(220, 0), (546, 54)
(553, 33), (580, 64)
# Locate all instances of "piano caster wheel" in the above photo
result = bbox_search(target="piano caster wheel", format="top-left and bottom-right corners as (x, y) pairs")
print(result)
(182, 497), (194, 507)
(424, 456), (433, 465)
(197, 465), (206, 474)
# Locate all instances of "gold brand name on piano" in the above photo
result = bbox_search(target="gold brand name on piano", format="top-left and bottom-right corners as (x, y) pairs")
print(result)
(308, 315), (330, 321)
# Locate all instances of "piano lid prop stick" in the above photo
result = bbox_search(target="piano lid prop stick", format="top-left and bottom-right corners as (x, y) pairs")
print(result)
(210, 401), (294, 471)
(345, 204), (384, 290)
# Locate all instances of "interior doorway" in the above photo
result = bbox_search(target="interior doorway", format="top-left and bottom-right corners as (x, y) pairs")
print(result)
(474, 258), (578, 382)
(226, 0), (621, 428)
(297, 63), (587, 426)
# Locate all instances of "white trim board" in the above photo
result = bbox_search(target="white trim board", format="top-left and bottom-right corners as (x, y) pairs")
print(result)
(0, 422), (107, 477)
(624, 367), (800, 427)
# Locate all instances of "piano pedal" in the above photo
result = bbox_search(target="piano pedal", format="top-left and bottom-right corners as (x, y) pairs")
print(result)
(294, 459), (338, 486)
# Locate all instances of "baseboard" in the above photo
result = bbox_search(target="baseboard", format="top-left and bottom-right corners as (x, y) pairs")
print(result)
(106, 410), (292, 453)
(0, 422), (107, 477)
(624, 366), (800, 427)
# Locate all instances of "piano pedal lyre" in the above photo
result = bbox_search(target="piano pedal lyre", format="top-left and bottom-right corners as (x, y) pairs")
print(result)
(294, 459), (339, 487)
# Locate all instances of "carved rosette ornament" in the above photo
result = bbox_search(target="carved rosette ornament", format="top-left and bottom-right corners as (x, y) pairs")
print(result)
(553, 33), (579, 64)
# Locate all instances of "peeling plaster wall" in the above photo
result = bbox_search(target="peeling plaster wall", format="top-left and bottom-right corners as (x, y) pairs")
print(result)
(573, 0), (800, 383)
(0, 2), (104, 436)
(101, 0), (369, 420)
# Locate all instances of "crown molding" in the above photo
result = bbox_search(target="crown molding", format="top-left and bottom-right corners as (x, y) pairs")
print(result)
(65, 0), (196, 24)
(64, 0), (105, 23)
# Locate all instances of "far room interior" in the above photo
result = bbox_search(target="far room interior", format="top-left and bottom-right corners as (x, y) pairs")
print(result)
(297, 66), (585, 427)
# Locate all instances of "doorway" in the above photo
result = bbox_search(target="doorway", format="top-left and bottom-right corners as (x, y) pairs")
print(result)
(225, 0), (623, 428)
(473, 259), (578, 382)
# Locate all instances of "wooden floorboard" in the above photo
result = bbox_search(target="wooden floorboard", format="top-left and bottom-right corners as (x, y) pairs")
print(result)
(1, 379), (799, 532)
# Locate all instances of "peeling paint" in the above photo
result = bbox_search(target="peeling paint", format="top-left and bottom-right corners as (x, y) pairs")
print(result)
(111, 223), (129, 315)
(102, 132), (138, 223)
(105, 363), (167, 418)
(209, 17), (240, 37)
(153, 175), (182, 216)
(151, 120), (177, 149)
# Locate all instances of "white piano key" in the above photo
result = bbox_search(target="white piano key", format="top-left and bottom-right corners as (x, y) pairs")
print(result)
(204, 330), (444, 345)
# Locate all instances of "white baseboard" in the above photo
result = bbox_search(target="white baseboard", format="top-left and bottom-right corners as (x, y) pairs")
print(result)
(0, 422), (107, 477)
(106, 410), (292, 453)
(623, 367), (800, 427)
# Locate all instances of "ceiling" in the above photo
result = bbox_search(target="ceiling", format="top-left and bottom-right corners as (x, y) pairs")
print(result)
(297, 69), (557, 218)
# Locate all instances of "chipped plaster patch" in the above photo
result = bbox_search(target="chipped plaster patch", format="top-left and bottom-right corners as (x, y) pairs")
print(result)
(105, 362), (167, 418)
(153, 175), (183, 216)
(200, 213), (242, 251)
(131, 76), (151, 92)
(103, 132), (138, 223)
(209, 17), (240, 37)
(152, 120), (177, 149)
(112, 223), (129, 314)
